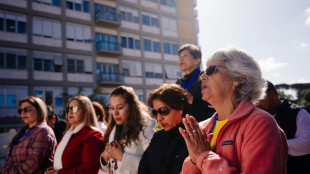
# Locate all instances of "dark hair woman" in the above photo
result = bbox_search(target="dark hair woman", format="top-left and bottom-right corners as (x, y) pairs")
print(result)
(3, 96), (57, 174)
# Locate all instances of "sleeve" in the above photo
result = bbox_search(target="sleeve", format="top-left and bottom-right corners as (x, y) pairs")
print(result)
(99, 154), (110, 172)
(2, 154), (13, 174)
(288, 109), (310, 156)
(5, 129), (56, 174)
(118, 119), (156, 172)
(181, 115), (288, 174)
(59, 133), (104, 174)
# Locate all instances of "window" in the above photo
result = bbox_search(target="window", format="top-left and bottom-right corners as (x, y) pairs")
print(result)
(33, 17), (61, 39)
(32, 0), (60, 7)
(6, 53), (16, 69)
(97, 63), (121, 82)
(141, 13), (158, 27)
(0, 53), (4, 69)
(145, 63), (162, 79)
(121, 36), (140, 50)
(0, 49), (27, 70)
(143, 39), (160, 53)
(163, 42), (178, 55)
(67, 59), (75, 73)
(34, 89), (62, 106)
(0, 95), (3, 106)
(160, 0), (175, 8)
(122, 60), (142, 77)
(162, 17), (177, 32)
(33, 52), (62, 72)
(143, 39), (151, 51)
(95, 4), (118, 21)
(66, 0), (89, 13)
(67, 59), (84, 74)
(17, 55), (27, 69)
(6, 95), (16, 107)
(66, 23), (91, 43)
(0, 12), (27, 34)
(119, 6), (138, 23)
(95, 33), (119, 51)
(153, 41), (160, 53)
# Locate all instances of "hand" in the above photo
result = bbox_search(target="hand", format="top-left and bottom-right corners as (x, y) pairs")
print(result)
(185, 90), (194, 104)
(102, 144), (111, 163)
(179, 114), (213, 164)
(109, 140), (125, 161)
(46, 167), (59, 174)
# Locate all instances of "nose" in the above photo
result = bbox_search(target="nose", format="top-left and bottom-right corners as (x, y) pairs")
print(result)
(200, 71), (207, 81)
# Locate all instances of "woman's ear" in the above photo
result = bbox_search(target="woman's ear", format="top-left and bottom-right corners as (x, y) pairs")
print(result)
(194, 58), (201, 67)
(233, 76), (246, 87)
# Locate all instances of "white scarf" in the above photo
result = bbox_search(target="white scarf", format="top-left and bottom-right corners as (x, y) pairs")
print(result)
(53, 123), (85, 170)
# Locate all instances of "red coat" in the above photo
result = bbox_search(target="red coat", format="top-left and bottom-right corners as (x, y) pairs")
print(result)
(59, 126), (104, 174)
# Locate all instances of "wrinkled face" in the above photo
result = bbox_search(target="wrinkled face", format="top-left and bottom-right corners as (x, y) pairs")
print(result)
(179, 50), (200, 74)
(200, 60), (234, 106)
(109, 95), (130, 125)
(152, 99), (183, 131)
(19, 102), (38, 128)
(67, 100), (84, 128)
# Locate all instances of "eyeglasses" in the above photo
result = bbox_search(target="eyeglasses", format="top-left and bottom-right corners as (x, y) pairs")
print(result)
(18, 107), (33, 114)
(151, 107), (171, 117)
(205, 65), (227, 76)
(65, 106), (80, 113)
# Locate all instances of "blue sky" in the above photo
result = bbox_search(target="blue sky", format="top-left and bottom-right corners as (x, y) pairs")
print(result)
(196, 0), (310, 85)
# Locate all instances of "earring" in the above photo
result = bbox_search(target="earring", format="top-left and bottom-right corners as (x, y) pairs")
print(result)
(233, 86), (235, 90)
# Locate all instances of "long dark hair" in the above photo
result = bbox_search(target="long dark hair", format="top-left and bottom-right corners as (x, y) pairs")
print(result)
(103, 86), (146, 146)
(8, 96), (47, 147)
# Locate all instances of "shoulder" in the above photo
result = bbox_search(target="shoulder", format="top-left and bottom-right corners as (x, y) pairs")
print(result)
(35, 121), (55, 136)
(79, 126), (104, 141)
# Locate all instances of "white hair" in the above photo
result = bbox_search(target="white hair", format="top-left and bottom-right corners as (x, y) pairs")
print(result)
(207, 47), (266, 104)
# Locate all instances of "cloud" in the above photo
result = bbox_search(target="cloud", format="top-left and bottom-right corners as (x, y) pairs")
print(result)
(305, 7), (310, 27)
(258, 57), (288, 72)
(300, 42), (308, 48)
(297, 78), (310, 83)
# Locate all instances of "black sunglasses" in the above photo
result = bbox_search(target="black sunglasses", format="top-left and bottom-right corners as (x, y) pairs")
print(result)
(151, 107), (171, 116)
(18, 107), (33, 114)
(66, 106), (80, 113)
(205, 65), (227, 76)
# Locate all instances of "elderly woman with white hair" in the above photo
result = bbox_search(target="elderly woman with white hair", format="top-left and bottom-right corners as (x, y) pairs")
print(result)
(179, 48), (288, 174)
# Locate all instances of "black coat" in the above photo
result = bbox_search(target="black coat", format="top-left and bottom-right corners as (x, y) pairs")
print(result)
(138, 123), (188, 174)
(176, 69), (215, 122)
(53, 115), (67, 143)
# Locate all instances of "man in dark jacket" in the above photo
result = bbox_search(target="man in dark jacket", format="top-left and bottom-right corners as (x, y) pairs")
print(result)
(46, 106), (67, 143)
(176, 43), (214, 122)
(257, 81), (310, 174)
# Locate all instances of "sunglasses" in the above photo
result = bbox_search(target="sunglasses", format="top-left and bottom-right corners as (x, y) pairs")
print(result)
(18, 107), (33, 114)
(205, 65), (227, 76)
(66, 106), (80, 113)
(151, 107), (171, 117)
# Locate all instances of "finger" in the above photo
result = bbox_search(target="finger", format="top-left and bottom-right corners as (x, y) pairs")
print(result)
(179, 127), (194, 151)
(183, 115), (193, 134)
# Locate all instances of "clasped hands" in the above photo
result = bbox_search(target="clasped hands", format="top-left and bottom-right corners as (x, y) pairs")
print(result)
(179, 114), (213, 164)
(102, 140), (126, 163)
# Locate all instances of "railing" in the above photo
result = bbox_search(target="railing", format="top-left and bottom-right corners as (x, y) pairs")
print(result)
(95, 10), (120, 22)
(96, 42), (122, 52)
(97, 73), (124, 83)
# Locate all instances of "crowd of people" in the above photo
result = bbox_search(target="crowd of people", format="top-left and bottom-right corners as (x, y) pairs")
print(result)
(2, 44), (310, 174)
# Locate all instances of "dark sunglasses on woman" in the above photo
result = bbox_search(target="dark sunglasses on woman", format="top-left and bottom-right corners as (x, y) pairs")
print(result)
(151, 107), (171, 116)
(205, 65), (227, 76)
(17, 107), (33, 114)
(66, 106), (80, 113)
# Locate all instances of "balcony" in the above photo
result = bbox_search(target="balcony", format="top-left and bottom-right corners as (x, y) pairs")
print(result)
(95, 10), (121, 27)
(96, 42), (122, 55)
(97, 73), (124, 85)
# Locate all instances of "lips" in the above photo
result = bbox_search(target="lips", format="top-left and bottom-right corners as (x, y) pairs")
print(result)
(22, 116), (28, 119)
(161, 123), (166, 128)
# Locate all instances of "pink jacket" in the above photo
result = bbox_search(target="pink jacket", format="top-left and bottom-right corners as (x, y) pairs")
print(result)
(181, 101), (288, 174)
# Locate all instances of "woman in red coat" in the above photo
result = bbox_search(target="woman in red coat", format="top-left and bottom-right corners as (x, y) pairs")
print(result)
(46, 96), (104, 174)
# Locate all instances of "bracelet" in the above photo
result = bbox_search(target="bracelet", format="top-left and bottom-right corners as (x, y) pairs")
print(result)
(191, 159), (196, 165)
